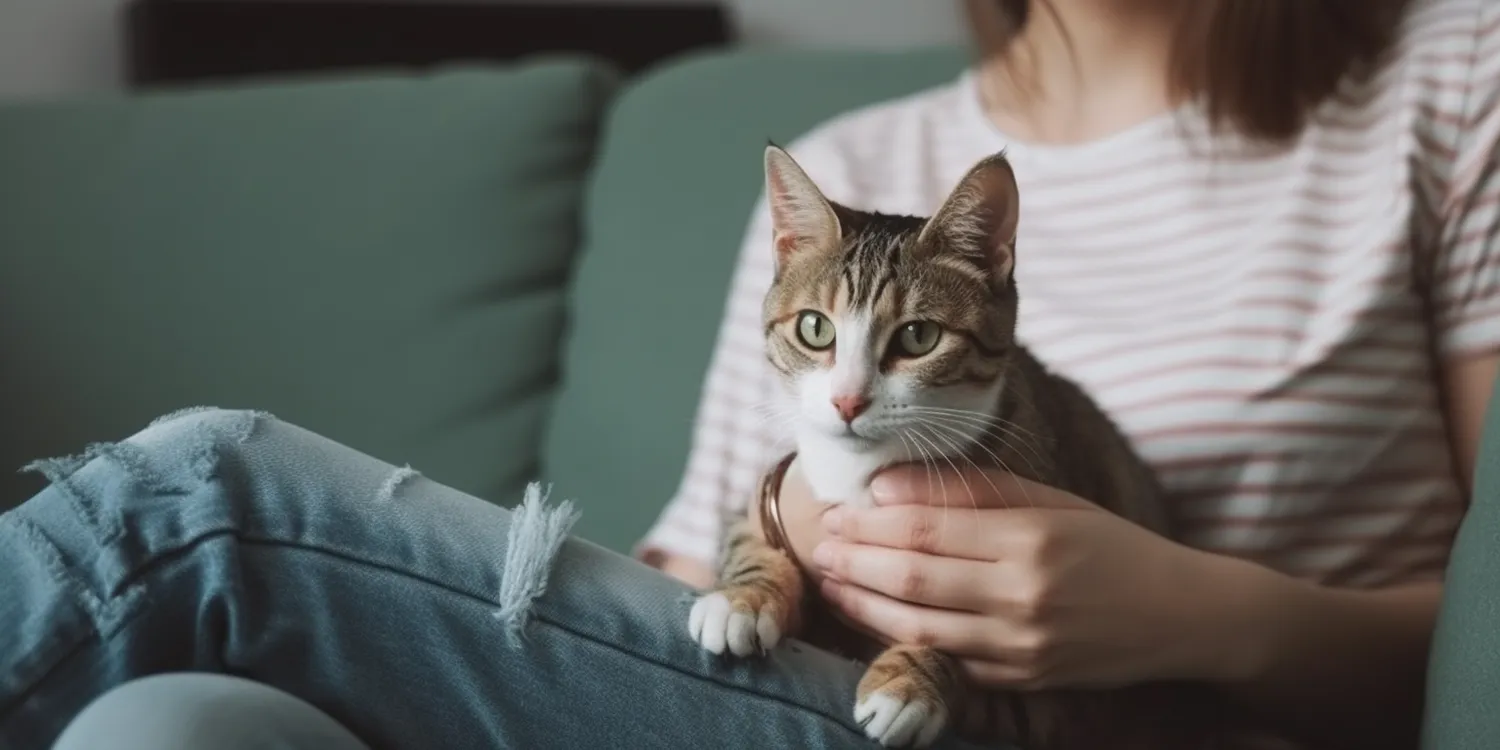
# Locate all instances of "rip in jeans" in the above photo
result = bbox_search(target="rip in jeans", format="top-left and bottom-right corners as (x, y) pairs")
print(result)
(493, 482), (580, 643)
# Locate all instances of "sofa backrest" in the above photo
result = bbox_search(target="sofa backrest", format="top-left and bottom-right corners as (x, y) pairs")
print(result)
(543, 47), (967, 553)
(0, 60), (616, 509)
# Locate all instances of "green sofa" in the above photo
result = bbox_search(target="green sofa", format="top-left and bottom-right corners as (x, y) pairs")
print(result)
(0, 49), (1495, 749)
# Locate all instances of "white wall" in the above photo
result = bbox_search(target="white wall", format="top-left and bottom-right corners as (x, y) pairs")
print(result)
(0, 0), (128, 97)
(0, 0), (967, 99)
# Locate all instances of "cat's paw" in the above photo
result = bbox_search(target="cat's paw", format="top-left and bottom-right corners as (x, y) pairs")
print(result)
(854, 691), (947, 748)
(855, 651), (951, 748)
(688, 589), (787, 657)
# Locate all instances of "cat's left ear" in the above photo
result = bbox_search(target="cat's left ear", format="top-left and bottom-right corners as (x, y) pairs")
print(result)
(764, 144), (842, 269)
(917, 151), (1020, 282)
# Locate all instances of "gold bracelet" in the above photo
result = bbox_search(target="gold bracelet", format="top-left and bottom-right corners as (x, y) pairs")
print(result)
(757, 452), (800, 566)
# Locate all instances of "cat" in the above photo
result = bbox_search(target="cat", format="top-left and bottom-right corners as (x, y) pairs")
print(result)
(687, 145), (1234, 750)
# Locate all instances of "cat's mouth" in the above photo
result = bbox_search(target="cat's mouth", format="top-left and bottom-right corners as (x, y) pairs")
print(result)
(816, 423), (881, 451)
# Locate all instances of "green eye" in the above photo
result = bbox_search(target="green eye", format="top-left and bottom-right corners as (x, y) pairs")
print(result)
(894, 321), (942, 357)
(796, 311), (836, 350)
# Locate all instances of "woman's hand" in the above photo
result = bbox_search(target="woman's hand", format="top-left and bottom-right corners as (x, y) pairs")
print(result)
(810, 464), (1265, 690)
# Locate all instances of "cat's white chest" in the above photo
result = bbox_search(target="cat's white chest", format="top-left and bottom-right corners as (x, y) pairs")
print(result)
(795, 430), (906, 507)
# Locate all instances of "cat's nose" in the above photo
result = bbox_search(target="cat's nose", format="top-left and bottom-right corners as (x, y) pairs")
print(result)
(832, 395), (871, 423)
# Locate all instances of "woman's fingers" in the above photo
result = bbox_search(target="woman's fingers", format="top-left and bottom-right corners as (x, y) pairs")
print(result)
(818, 578), (1000, 658)
(868, 464), (1093, 511)
(958, 658), (1046, 690)
(823, 504), (1004, 560)
(813, 541), (994, 610)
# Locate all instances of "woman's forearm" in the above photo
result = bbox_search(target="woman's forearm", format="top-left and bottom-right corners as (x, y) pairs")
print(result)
(1193, 552), (1439, 750)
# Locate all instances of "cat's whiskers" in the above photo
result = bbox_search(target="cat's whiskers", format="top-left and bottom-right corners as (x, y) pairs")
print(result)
(893, 430), (933, 525)
(895, 429), (918, 466)
(751, 400), (798, 425)
(910, 418), (1009, 513)
(906, 405), (1050, 480)
(907, 423), (984, 534)
(924, 405), (1044, 444)
(912, 414), (1044, 495)
(903, 426), (967, 547)
(917, 417), (1036, 510)
(903, 405), (1044, 458)
(909, 404), (1048, 453)
(897, 427), (942, 539)
(985, 386), (1053, 445)
(750, 401), (803, 446)
(906, 406), (1048, 474)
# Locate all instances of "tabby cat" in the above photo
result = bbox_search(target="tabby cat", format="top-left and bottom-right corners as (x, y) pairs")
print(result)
(687, 145), (1233, 750)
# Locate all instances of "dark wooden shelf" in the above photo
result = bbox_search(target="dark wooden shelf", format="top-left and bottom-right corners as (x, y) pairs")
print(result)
(123, 0), (732, 87)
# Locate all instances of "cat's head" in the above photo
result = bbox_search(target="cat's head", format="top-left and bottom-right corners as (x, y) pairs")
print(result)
(761, 145), (1021, 484)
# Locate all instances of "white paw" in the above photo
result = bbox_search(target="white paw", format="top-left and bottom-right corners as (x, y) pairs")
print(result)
(688, 592), (783, 657)
(854, 691), (947, 748)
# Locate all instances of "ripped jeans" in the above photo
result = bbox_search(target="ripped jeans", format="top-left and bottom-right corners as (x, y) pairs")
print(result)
(0, 409), (994, 750)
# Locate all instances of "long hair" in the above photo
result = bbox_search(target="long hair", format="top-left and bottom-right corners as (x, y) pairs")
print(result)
(965, 0), (1414, 143)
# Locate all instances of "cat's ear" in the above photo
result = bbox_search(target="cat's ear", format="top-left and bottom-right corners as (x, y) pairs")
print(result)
(918, 151), (1020, 281)
(764, 144), (842, 267)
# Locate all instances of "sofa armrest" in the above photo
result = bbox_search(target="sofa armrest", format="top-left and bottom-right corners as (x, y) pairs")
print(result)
(1423, 367), (1500, 749)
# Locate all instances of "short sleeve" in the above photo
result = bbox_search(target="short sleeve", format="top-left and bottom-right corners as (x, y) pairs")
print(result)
(635, 132), (857, 566)
(1431, 3), (1500, 356)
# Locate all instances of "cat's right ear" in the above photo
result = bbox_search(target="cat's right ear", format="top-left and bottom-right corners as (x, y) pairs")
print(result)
(764, 145), (841, 268)
(918, 151), (1020, 282)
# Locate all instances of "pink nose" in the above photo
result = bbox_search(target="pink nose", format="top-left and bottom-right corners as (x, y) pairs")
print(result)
(832, 395), (871, 423)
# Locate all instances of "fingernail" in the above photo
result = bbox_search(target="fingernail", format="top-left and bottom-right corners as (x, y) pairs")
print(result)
(869, 474), (901, 505)
(822, 507), (844, 533)
(812, 542), (835, 568)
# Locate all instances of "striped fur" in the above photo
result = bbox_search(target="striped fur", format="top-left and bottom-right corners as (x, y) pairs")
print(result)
(693, 147), (1244, 749)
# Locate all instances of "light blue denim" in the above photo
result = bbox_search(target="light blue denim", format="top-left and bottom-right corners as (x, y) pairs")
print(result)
(0, 408), (996, 750)
(52, 673), (372, 750)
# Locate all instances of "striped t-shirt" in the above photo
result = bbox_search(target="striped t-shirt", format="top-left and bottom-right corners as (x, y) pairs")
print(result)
(642, 0), (1500, 588)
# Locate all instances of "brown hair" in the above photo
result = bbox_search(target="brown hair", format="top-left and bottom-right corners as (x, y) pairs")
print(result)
(967, 0), (1414, 143)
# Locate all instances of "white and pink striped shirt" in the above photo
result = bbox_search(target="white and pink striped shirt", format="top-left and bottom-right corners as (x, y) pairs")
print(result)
(642, 0), (1500, 587)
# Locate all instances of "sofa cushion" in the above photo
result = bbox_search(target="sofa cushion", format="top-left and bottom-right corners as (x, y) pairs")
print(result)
(544, 47), (966, 553)
(0, 59), (616, 509)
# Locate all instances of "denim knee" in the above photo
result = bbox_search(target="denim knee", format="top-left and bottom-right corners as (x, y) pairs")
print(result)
(51, 674), (371, 750)
(132, 406), (275, 467)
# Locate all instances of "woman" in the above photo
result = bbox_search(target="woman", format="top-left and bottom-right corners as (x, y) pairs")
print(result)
(5, 1), (1497, 749)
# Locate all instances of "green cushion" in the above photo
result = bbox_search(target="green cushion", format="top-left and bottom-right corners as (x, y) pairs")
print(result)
(544, 47), (968, 553)
(0, 60), (617, 509)
(1423, 372), (1500, 748)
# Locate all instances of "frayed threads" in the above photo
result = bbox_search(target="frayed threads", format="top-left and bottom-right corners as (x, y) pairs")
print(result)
(376, 465), (421, 502)
(493, 482), (579, 643)
(148, 405), (225, 428)
(149, 407), (273, 445)
(19, 452), (119, 541)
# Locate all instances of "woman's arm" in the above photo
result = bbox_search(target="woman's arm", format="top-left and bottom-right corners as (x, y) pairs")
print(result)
(1208, 352), (1496, 750)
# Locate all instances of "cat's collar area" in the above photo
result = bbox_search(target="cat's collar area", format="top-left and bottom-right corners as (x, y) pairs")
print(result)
(757, 452), (799, 565)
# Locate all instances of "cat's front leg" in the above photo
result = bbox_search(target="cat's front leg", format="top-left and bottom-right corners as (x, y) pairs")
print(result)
(855, 645), (963, 748)
(689, 515), (804, 657)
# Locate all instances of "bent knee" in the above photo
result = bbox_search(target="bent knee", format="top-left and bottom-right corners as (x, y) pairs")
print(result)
(16, 408), (279, 535)
(119, 407), (283, 478)
(136, 406), (271, 448)
(53, 674), (370, 750)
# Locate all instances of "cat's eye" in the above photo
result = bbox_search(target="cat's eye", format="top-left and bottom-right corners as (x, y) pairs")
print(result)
(795, 311), (836, 350)
(893, 321), (942, 357)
